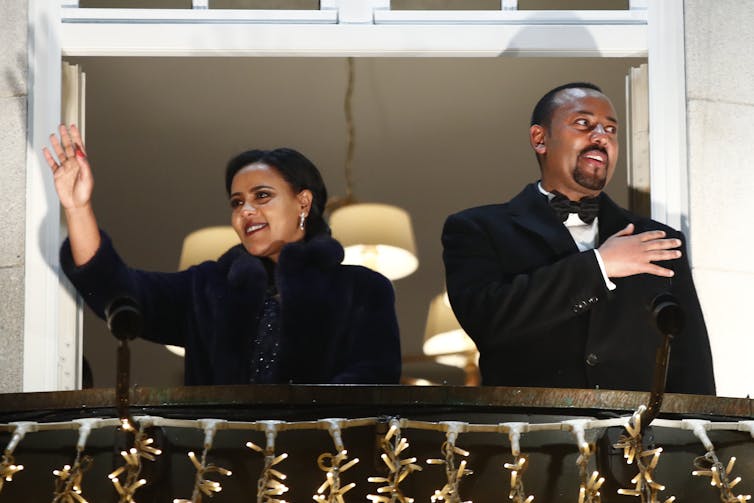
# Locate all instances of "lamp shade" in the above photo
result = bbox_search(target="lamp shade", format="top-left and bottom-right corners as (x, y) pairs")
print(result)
(423, 292), (478, 369)
(329, 203), (418, 280)
(178, 226), (240, 271)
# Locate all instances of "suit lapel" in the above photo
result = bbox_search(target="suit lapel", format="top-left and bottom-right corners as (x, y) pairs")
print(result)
(597, 193), (633, 245)
(510, 183), (579, 257)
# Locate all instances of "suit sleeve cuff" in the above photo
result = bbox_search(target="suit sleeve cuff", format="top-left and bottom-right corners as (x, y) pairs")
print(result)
(593, 249), (616, 291)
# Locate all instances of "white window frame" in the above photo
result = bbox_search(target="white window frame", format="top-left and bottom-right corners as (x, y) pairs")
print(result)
(24, 0), (687, 391)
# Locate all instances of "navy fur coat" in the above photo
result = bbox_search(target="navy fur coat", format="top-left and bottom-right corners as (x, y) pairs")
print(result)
(61, 232), (401, 385)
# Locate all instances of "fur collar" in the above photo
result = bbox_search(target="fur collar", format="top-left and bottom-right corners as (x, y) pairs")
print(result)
(216, 235), (344, 287)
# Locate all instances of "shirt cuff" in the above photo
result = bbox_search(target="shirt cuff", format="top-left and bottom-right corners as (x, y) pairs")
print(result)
(593, 249), (617, 291)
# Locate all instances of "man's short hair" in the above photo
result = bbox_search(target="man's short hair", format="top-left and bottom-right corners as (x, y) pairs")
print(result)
(530, 82), (603, 128)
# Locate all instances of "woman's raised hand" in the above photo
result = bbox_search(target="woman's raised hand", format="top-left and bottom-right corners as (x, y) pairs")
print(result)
(43, 124), (93, 210)
(43, 124), (101, 265)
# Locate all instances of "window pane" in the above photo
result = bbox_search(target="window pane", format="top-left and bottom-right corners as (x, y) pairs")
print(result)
(519, 0), (629, 10)
(391, 0), (501, 10)
(210, 0), (317, 9)
(79, 0), (191, 8)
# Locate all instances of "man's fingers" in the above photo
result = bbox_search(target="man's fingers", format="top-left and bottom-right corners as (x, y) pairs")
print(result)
(644, 263), (675, 278)
(643, 238), (682, 251)
(637, 230), (667, 242)
(648, 249), (682, 262)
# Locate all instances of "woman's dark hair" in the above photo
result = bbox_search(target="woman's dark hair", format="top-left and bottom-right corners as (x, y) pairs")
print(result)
(225, 147), (330, 239)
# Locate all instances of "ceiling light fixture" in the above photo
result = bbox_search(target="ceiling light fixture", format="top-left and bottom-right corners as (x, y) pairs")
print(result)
(328, 57), (419, 281)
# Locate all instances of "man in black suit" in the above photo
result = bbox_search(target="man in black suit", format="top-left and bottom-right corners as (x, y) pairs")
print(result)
(442, 82), (715, 395)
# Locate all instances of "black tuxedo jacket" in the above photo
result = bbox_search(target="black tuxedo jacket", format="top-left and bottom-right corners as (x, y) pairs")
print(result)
(442, 183), (715, 395)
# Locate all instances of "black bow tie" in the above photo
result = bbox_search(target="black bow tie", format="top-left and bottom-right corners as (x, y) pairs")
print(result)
(549, 191), (600, 224)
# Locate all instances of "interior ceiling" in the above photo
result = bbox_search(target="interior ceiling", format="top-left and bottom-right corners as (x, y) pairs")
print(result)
(67, 56), (645, 387)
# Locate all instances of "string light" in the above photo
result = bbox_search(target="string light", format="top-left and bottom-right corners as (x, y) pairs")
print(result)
(108, 420), (162, 503)
(426, 422), (472, 503)
(174, 419), (232, 503)
(52, 453), (93, 503)
(614, 406), (675, 502)
(503, 455), (533, 503)
(0, 413), (751, 500)
(313, 450), (359, 503)
(173, 451), (232, 503)
(0, 422), (36, 494)
(368, 419), (422, 503)
(498, 422), (534, 503)
(247, 421), (289, 503)
(684, 419), (751, 503)
(564, 419), (604, 503)
(0, 452), (24, 492)
(692, 454), (751, 502)
(52, 418), (103, 503)
(313, 420), (359, 503)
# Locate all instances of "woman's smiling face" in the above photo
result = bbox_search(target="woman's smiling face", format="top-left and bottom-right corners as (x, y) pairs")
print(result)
(229, 163), (311, 262)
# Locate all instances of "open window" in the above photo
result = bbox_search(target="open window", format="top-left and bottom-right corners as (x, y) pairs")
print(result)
(27, 0), (688, 390)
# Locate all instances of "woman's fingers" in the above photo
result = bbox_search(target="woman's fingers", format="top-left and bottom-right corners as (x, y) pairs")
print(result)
(47, 124), (88, 169)
(59, 124), (76, 159)
(69, 124), (87, 156)
(42, 147), (59, 171)
(49, 132), (67, 163)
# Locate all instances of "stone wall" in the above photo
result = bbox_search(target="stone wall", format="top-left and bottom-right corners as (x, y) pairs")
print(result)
(685, 0), (754, 397)
(0, 0), (27, 393)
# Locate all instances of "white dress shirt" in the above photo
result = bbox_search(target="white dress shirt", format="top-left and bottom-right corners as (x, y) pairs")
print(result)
(538, 182), (616, 291)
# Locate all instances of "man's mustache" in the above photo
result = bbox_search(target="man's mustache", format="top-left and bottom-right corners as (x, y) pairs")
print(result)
(580, 145), (608, 157)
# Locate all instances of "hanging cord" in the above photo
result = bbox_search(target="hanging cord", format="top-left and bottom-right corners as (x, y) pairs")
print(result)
(327, 57), (356, 211)
(343, 56), (355, 203)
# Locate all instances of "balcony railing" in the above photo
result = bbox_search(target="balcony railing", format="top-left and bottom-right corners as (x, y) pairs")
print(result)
(0, 385), (752, 501)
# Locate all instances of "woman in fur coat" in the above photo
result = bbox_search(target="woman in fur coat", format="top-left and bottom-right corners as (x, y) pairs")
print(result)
(44, 125), (401, 385)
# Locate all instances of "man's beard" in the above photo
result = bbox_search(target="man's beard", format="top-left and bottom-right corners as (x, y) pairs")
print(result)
(572, 165), (607, 191)
(573, 147), (607, 190)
